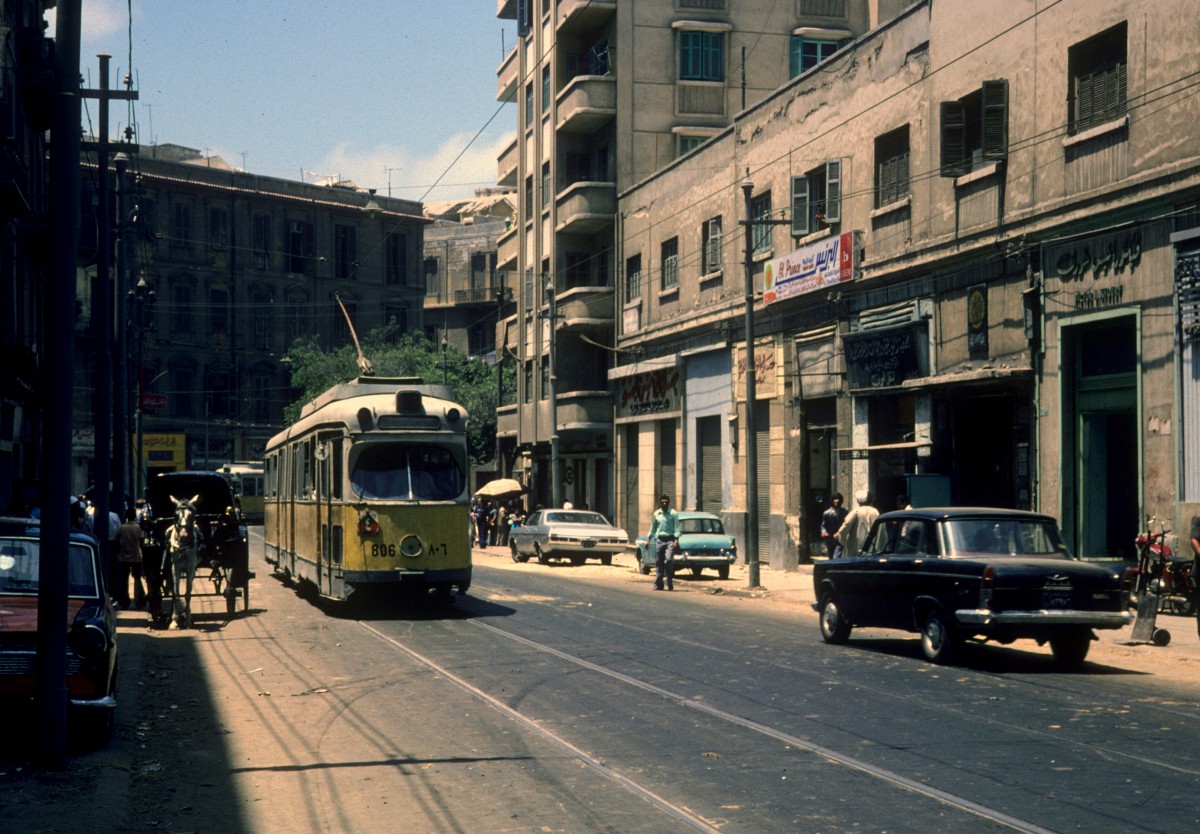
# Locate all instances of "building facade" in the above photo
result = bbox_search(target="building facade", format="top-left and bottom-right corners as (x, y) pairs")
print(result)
(0, 1), (53, 515)
(75, 145), (428, 492)
(613, 0), (1200, 565)
(493, 0), (905, 518)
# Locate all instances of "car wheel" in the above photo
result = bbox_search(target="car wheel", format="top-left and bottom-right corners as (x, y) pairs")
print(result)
(1050, 629), (1092, 669)
(690, 566), (703, 578)
(600, 554), (612, 566)
(510, 542), (521, 563)
(535, 544), (548, 565)
(818, 594), (852, 644)
(717, 564), (730, 580)
(638, 550), (651, 575)
(920, 609), (961, 665)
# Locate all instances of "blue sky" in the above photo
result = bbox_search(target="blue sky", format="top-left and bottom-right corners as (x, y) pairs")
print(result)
(56, 1), (517, 202)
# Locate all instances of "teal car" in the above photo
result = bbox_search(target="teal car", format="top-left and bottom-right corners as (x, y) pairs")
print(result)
(636, 511), (737, 580)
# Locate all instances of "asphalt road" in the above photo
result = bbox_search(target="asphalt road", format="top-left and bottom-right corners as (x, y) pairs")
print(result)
(4, 533), (1199, 834)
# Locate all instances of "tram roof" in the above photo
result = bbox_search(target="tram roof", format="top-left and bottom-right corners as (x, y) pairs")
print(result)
(299, 376), (457, 420)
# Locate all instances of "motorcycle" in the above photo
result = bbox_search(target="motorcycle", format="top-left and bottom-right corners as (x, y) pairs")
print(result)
(1128, 517), (1189, 645)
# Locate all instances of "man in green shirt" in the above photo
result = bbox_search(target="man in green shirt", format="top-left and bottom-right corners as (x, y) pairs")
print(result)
(647, 494), (680, 591)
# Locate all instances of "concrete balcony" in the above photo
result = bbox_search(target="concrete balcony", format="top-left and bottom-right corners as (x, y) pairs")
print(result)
(557, 0), (616, 34)
(497, 44), (518, 104)
(497, 134), (518, 187)
(497, 403), (519, 439)
(497, 0), (517, 20)
(556, 75), (616, 134)
(497, 224), (518, 271)
(555, 181), (616, 236)
(557, 390), (614, 433)
(555, 285), (615, 334)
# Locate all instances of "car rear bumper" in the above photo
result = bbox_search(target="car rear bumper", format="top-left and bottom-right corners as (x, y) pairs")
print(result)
(955, 608), (1133, 629)
(70, 694), (116, 710)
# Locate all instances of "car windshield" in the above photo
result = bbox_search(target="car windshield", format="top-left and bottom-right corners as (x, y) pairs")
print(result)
(680, 517), (723, 534)
(944, 518), (1070, 558)
(350, 443), (465, 501)
(544, 511), (609, 526)
(0, 539), (99, 596)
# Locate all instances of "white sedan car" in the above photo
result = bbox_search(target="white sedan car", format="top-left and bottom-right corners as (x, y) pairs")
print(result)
(509, 509), (628, 566)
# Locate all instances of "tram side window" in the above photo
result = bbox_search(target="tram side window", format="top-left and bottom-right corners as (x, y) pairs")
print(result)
(332, 439), (343, 500)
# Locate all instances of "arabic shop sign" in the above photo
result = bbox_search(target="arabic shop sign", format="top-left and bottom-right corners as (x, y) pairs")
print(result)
(617, 367), (680, 418)
(843, 323), (929, 390)
(1052, 231), (1141, 282)
(763, 231), (860, 306)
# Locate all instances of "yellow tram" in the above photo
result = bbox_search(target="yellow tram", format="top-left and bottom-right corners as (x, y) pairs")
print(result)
(218, 461), (265, 523)
(262, 376), (471, 601)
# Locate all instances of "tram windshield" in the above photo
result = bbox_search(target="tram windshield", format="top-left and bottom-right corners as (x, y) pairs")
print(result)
(350, 443), (465, 501)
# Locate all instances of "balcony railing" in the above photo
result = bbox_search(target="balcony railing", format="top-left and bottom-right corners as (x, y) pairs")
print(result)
(454, 285), (513, 305)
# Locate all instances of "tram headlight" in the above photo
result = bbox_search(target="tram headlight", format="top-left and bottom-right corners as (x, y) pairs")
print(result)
(445, 407), (461, 423)
(399, 534), (423, 558)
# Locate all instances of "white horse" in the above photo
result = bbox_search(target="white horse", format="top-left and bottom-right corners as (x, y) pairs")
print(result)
(166, 495), (201, 629)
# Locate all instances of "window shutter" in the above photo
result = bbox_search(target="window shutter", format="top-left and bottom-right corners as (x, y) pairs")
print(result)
(517, 0), (530, 36)
(824, 159), (841, 223)
(981, 79), (1009, 162)
(940, 100), (967, 177)
(791, 176), (810, 236)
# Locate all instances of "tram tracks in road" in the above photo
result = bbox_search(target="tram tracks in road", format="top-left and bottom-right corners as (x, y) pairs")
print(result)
(358, 616), (1060, 834)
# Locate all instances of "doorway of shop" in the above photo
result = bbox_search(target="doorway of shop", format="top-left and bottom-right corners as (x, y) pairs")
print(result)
(1063, 314), (1139, 560)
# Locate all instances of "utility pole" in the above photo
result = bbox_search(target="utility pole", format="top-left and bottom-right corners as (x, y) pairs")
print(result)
(545, 283), (561, 508)
(740, 179), (761, 589)
(81, 56), (137, 530)
(38, 0), (82, 770)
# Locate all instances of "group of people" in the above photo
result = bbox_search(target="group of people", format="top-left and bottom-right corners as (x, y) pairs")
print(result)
(819, 490), (911, 560)
(65, 494), (151, 611)
(470, 497), (526, 549)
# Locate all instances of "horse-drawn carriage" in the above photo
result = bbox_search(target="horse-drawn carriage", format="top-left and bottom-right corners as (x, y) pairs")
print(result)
(143, 471), (253, 626)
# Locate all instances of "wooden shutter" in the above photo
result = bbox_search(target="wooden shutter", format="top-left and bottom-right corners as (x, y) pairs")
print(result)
(940, 100), (967, 177)
(981, 79), (1009, 162)
(824, 160), (841, 223)
(791, 176), (810, 236)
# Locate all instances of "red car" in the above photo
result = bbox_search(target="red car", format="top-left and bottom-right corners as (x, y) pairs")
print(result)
(0, 517), (118, 746)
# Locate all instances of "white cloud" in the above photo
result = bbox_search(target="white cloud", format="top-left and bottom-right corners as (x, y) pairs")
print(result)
(48, 0), (135, 41)
(299, 130), (515, 204)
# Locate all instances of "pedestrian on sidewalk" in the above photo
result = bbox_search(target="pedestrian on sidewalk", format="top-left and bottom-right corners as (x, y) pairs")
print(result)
(836, 490), (878, 559)
(647, 494), (680, 590)
(115, 509), (146, 610)
(820, 492), (848, 558)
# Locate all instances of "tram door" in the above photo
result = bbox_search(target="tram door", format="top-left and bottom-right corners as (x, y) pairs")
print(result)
(315, 437), (334, 595)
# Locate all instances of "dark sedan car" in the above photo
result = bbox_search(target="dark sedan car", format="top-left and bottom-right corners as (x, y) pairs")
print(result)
(0, 517), (118, 746)
(812, 508), (1133, 668)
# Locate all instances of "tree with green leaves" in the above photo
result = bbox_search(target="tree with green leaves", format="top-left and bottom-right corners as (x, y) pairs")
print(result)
(283, 326), (515, 466)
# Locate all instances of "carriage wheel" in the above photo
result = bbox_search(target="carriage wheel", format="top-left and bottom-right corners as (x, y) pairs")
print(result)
(226, 586), (237, 617)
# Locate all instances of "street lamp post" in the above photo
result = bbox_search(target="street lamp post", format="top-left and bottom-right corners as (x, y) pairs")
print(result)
(130, 276), (155, 501)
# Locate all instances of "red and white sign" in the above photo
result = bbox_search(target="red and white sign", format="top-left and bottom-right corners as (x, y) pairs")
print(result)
(763, 230), (859, 306)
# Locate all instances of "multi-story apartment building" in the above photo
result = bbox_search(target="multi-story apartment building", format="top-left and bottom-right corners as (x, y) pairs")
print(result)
(494, 0), (906, 518)
(75, 144), (428, 491)
(613, 0), (1200, 566)
(423, 190), (515, 360)
(0, 0), (52, 515)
